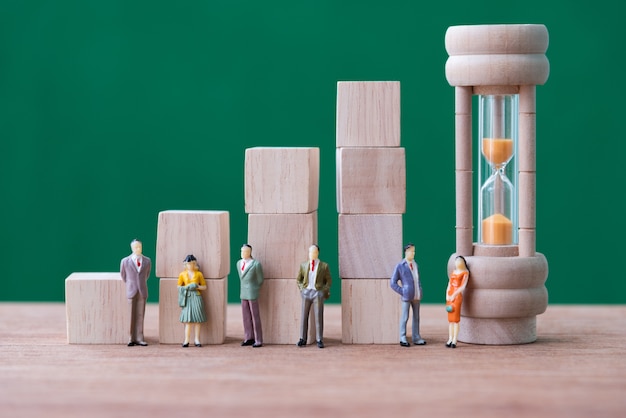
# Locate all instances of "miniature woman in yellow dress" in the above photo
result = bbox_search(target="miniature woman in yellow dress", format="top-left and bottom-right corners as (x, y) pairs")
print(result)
(446, 255), (469, 348)
(177, 255), (207, 347)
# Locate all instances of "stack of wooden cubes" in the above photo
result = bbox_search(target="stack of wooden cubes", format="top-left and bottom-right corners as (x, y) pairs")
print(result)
(244, 147), (320, 344)
(336, 81), (405, 344)
(156, 210), (230, 345)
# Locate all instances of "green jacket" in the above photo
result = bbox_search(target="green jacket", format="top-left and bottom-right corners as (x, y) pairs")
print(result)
(237, 259), (264, 300)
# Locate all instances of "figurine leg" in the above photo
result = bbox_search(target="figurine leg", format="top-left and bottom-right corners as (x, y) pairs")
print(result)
(194, 323), (201, 346)
(183, 323), (191, 345)
(241, 300), (254, 342)
(249, 299), (263, 345)
(447, 323), (454, 347)
(399, 301), (410, 343)
(313, 292), (324, 343)
(299, 290), (314, 342)
(411, 300), (425, 344)
(452, 322), (460, 345)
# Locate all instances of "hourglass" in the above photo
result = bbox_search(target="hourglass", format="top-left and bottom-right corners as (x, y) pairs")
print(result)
(445, 24), (550, 345)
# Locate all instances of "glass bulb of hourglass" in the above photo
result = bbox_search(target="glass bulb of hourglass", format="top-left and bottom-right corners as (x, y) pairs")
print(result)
(478, 94), (518, 246)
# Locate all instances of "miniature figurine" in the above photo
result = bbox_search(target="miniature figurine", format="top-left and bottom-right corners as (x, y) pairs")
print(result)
(296, 244), (331, 348)
(390, 243), (426, 347)
(237, 244), (264, 348)
(177, 254), (207, 347)
(120, 239), (152, 346)
(446, 255), (470, 348)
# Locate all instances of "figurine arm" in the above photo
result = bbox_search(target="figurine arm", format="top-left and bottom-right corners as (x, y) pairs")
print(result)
(120, 259), (127, 282)
(196, 272), (207, 291)
(322, 267), (331, 299)
(296, 266), (305, 290)
(389, 266), (402, 295)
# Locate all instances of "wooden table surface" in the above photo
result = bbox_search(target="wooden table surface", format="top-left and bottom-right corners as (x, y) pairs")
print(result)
(1, 303), (625, 417)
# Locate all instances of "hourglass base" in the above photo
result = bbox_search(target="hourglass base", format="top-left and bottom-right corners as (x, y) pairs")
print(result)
(447, 252), (549, 345)
(458, 316), (538, 345)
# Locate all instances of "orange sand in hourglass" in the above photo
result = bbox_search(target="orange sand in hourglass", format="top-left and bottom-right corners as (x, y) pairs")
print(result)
(482, 138), (514, 245)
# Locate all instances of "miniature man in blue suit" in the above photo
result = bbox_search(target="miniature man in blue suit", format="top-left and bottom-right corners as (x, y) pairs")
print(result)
(390, 243), (426, 347)
(120, 239), (152, 346)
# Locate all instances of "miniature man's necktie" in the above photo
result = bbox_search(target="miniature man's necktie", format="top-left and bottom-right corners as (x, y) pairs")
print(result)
(241, 261), (245, 271)
(311, 260), (315, 271)
(137, 259), (141, 268)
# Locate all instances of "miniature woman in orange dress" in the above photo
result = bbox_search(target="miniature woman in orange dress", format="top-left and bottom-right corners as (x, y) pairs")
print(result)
(446, 255), (469, 348)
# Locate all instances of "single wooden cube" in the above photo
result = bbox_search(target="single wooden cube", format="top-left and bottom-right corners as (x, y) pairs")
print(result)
(247, 212), (318, 279)
(338, 214), (402, 279)
(336, 147), (406, 214)
(341, 279), (401, 344)
(245, 147), (320, 214)
(156, 210), (230, 279)
(258, 278), (317, 345)
(158, 278), (227, 345)
(65, 273), (131, 344)
(336, 81), (400, 147)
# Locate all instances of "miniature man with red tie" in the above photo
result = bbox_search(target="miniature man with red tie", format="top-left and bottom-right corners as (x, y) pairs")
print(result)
(390, 243), (426, 347)
(296, 244), (332, 348)
(120, 239), (152, 346)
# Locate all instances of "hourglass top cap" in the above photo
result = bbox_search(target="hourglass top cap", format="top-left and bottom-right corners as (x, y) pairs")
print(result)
(445, 24), (550, 87)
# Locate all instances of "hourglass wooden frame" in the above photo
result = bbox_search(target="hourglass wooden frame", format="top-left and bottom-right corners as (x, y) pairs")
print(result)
(445, 24), (550, 344)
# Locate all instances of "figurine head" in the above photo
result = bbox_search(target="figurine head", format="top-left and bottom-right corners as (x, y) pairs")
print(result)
(183, 254), (198, 270)
(130, 239), (143, 256)
(403, 243), (415, 262)
(455, 255), (469, 272)
(308, 244), (320, 261)
(241, 244), (252, 260)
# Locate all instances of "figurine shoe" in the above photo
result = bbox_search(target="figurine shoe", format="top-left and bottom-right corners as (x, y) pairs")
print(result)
(317, 340), (324, 349)
(400, 341), (410, 347)
(413, 339), (426, 345)
(137, 341), (148, 346)
(241, 339), (255, 346)
(252, 343), (263, 348)
(182, 343), (189, 348)
(127, 341), (136, 346)
(296, 338), (306, 347)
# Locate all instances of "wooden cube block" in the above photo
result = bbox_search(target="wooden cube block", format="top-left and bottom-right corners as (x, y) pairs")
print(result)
(156, 210), (230, 279)
(65, 273), (130, 344)
(258, 279), (317, 345)
(158, 278), (227, 344)
(337, 147), (406, 214)
(341, 279), (400, 344)
(247, 212), (318, 279)
(244, 147), (320, 214)
(336, 81), (400, 147)
(338, 214), (402, 279)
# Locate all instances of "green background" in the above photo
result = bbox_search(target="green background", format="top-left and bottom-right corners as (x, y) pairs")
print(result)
(1, 1), (622, 304)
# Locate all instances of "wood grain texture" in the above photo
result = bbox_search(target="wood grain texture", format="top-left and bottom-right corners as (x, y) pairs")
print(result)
(65, 273), (131, 344)
(338, 214), (402, 279)
(158, 278), (227, 345)
(155, 210), (230, 279)
(336, 147), (406, 214)
(244, 147), (320, 214)
(341, 279), (401, 344)
(1, 303), (625, 417)
(336, 81), (400, 147)
(257, 278), (316, 344)
(247, 212), (318, 279)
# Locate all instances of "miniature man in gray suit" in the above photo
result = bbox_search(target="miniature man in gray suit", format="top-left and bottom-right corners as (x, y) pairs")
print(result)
(120, 239), (151, 346)
(390, 243), (426, 347)
(296, 244), (332, 348)
(237, 244), (264, 348)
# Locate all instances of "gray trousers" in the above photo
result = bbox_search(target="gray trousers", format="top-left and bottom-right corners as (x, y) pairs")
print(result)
(300, 289), (324, 342)
(242, 299), (263, 344)
(400, 299), (421, 343)
(128, 293), (146, 343)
